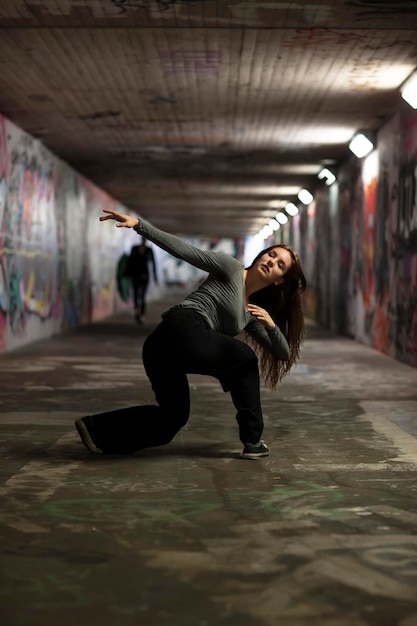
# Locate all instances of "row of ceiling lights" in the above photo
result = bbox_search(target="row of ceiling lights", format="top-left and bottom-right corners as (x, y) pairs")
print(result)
(256, 68), (417, 241)
(256, 139), (374, 240)
(255, 133), (378, 241)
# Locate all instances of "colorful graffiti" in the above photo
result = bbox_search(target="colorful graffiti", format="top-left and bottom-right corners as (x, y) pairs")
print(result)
(305, 109), (417, 368)
(0, 114), (139, 353)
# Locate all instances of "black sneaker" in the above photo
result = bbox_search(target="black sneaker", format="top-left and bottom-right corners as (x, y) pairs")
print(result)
(75, 417), (102, 454)
(241, 440), (270, 459)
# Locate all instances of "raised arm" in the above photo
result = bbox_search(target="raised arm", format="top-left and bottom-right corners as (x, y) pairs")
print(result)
(99, 209), (235, 276)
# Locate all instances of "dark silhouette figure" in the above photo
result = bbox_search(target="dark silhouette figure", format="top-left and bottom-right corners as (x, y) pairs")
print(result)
(126, 236), (158, 323)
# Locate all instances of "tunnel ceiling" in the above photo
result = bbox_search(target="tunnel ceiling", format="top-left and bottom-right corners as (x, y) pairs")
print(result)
(1, 1), (417, 238)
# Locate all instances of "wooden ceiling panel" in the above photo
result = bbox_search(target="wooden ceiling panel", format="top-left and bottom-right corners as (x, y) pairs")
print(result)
(1, 1), (417, 237)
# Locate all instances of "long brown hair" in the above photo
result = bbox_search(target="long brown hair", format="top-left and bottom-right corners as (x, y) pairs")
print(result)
(245, 244), (307, 389)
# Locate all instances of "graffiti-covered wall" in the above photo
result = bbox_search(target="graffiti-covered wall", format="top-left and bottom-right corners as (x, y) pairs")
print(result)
(0, 113), (145, 353)
(302, 107), (417, 368)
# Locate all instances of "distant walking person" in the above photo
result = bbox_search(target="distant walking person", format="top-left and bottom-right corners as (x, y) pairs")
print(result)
(75, 209), (306, 459)
(126, 236), (158, 323)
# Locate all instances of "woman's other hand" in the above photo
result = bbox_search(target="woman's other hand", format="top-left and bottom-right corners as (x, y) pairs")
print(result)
(99, 209), (139, 229)
(247, 304), (275, 330)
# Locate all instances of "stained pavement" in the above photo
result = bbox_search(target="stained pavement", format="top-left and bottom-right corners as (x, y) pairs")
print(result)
(1, 296), (417, 626)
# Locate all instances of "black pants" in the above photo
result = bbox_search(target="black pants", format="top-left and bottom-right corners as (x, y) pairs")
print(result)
(89, 308), (264, 453)
(132, 276), (149, 316)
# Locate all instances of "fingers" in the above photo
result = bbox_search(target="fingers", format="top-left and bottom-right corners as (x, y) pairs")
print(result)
(248, 304), (274, 328)
(99, 209), (124, 222)
(248, 305), (264, 319)
(99, 210), (138, 229)
(99, 209), (118, 222)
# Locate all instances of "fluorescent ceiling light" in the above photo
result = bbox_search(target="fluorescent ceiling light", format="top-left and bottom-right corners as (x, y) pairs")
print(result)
(285, 202), (299, 216)
(318, 167), (336, 186)
(298, 189), (314, 205)
(401, 70), (417, 108)
(349, 133), (374, 158)
(276, 212), (289, 224)
(269, 219), (280, 231)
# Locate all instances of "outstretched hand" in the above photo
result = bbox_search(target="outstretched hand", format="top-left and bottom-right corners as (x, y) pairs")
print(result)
(99, 209), (139, 229)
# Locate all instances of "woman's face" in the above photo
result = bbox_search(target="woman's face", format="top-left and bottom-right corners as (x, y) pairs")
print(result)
(254, 246), (293, 285)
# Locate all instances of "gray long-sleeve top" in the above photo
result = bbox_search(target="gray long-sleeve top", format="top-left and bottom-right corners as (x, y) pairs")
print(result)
(134, 220), (290, 361)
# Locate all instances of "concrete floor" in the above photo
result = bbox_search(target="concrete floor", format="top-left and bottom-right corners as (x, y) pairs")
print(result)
(1, 296), (417, 626)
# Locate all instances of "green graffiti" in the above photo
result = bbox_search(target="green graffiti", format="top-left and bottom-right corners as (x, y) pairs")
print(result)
(43, 496), (219, 523)
(258, 480), (349, 520)
(42, 481), (350, 526)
